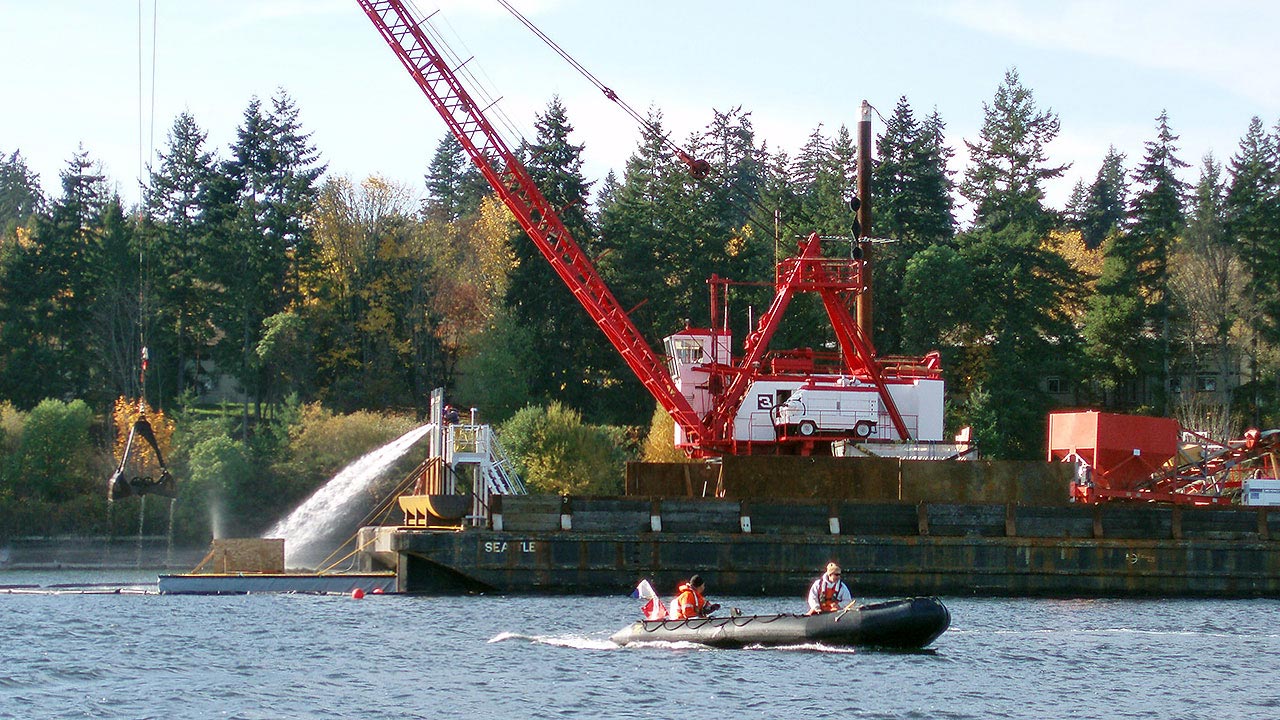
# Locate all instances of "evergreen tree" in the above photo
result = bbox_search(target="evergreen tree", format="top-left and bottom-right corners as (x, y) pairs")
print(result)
(205, 92), (324, 427)
(263, 90), (326, 301)
(872, 98), (956, 353)
(89, 197), (147, 404)
(1084, 114), (1186, 413)
(0, 150), (44, 236)
(508, 97), (624, 420)
(1078, 146), (1128, 249)
(597, 109), (692, 343)
(422, 134), (487, 223)
(1063, 179), (1088, 230)
(954, 69), (1081, 459)
(1082, 232), (1149, 404)
(1225, 116), (1280, 424)
(1127, 111), (1188, 413)
(146, 111), (219, 401)
(961, 69), (1067, 237)
(791, 124), (854, 235)
(593, 169), (621, 220)
(689, 106), (773, 331)
(596, 106), (774, 422)
(0, 150), (110, 406)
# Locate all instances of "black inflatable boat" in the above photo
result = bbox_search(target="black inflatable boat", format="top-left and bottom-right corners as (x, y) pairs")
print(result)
(610, 596), (950, 649)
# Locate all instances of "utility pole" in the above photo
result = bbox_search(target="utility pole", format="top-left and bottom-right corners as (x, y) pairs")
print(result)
(855, 100), (874, 343)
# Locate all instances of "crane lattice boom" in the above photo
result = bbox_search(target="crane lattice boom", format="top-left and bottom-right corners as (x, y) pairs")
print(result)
(356, 0), (709, 448)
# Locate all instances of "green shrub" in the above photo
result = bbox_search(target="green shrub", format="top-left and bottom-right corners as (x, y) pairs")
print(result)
(177, 434), (254, 541)
(8, 399), (97, 504)
(498, 402), (632, 496)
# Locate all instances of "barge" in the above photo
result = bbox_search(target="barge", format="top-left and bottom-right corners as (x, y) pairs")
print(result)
(357, 453), (1280, 598)
(157, 538), (394, 595)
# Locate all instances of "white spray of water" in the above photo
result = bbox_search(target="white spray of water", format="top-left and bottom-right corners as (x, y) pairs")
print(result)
(267, 423), (434, 567)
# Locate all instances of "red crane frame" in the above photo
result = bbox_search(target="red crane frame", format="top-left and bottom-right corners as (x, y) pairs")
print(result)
(357, 0), (708, 448)
(356, 0), (919, 455)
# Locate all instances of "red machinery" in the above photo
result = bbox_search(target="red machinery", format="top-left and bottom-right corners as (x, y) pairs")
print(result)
(355, 1), (943, 456)
(1048, 410), (1280, 504)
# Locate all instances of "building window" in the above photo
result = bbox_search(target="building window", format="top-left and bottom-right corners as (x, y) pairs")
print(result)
(1196, 375), (1218, 392)
(1045, 376), (1063, 394)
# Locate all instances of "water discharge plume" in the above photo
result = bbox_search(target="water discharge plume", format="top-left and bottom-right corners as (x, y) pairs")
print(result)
(267, 423), (434, 568)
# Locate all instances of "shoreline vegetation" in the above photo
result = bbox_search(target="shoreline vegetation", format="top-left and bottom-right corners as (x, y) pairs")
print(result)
(4, 70), (1280, 550)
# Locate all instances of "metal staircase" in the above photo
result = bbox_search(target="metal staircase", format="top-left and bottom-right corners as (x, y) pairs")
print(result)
(444, 423), (526, 526)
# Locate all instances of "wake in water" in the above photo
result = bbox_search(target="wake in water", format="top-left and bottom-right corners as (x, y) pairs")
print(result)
(267, 423), (434, 568)
(489, 632), (620, 650)
(488, 632), (864, 653)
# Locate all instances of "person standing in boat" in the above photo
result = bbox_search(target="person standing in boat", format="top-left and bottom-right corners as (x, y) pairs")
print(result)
(670, 575), (720, 619)
(806, 562), (853, 614)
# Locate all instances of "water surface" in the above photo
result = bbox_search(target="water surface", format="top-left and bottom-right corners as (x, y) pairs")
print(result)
(2, 570), (1277, 719)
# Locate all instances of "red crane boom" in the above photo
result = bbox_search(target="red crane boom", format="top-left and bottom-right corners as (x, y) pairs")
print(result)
(356, 0), (709, 447)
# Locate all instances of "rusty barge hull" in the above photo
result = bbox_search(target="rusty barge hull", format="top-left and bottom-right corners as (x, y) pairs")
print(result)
(369, 498), (1280, 597)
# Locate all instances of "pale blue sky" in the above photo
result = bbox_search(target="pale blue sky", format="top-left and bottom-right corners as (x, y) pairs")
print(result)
(3, 1), (1278, 218)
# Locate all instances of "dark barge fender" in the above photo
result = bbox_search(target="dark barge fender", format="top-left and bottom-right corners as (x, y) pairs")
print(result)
(371, 499), (1280, 597)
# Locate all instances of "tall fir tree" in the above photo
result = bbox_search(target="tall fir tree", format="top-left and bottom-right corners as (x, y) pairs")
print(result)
(1225, 116), (1280, 425)
(146, 111), (219, 402)
(872, 98), (956, 354)
(507, 97), (626, 420)
(0, 150), (110, 406)
(597, 109), (684, 342)
(688, 106), (774, 341)
(1127, 111), (1189, 413)
(89, 197), (147, 404)
(0, 150), (44, 236)
(961, 69), (1067, 238)
(204, 92), (324, 426)
(954, 69), (1081, 459)
(422, 134), (488, 223)
(1078, 146), (1128, 249)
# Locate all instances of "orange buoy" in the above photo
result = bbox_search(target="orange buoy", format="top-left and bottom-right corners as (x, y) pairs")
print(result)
(351, 588), (365, 599)
(371, 587), (385, 595)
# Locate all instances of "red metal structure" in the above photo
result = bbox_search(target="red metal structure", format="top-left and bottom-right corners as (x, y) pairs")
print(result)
(355, 0), (938, 456)
(357, 0), (706, 447)
(1048, 410), (1280, 504)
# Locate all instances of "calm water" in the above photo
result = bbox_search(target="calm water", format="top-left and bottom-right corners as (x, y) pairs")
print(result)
(2, 570), (1278, 720)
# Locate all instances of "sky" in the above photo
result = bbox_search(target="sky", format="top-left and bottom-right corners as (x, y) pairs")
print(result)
(3, 0), (1279, 220)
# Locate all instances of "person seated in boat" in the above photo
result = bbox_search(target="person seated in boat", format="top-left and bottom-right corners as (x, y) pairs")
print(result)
(670, 574), (720, 619)
(806, 562), (853, 614)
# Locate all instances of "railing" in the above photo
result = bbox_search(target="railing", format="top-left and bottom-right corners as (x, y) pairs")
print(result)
(438, 423), (526, 527)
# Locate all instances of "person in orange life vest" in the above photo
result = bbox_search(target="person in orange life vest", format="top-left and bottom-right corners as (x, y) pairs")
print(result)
(670, 574), (720, 619)
(806, 562), (853, 614)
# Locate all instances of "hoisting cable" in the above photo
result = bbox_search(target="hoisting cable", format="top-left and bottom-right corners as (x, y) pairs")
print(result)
(110, 0), (174, 504)
(495, 0), (709, 179)
(492, 0), (847, 247)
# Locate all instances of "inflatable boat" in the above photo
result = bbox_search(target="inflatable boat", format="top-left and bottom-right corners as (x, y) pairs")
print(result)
(610, 596), (950, 649)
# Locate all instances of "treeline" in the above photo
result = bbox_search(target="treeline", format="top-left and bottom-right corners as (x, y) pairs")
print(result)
(3, 69), (1280, 538)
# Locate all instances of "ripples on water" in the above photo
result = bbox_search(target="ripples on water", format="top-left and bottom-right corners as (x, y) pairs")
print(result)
(2, 570), (1279, 719)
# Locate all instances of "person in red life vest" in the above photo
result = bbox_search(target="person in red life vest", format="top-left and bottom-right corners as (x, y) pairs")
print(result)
(669, 574), (720, 619)
(806, 562), (853, 614)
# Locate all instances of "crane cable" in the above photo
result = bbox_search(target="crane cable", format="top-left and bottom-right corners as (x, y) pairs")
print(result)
(492, 0), (856, 248)
(495, 0), (708, 177)
(136, 0), (159, 403)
